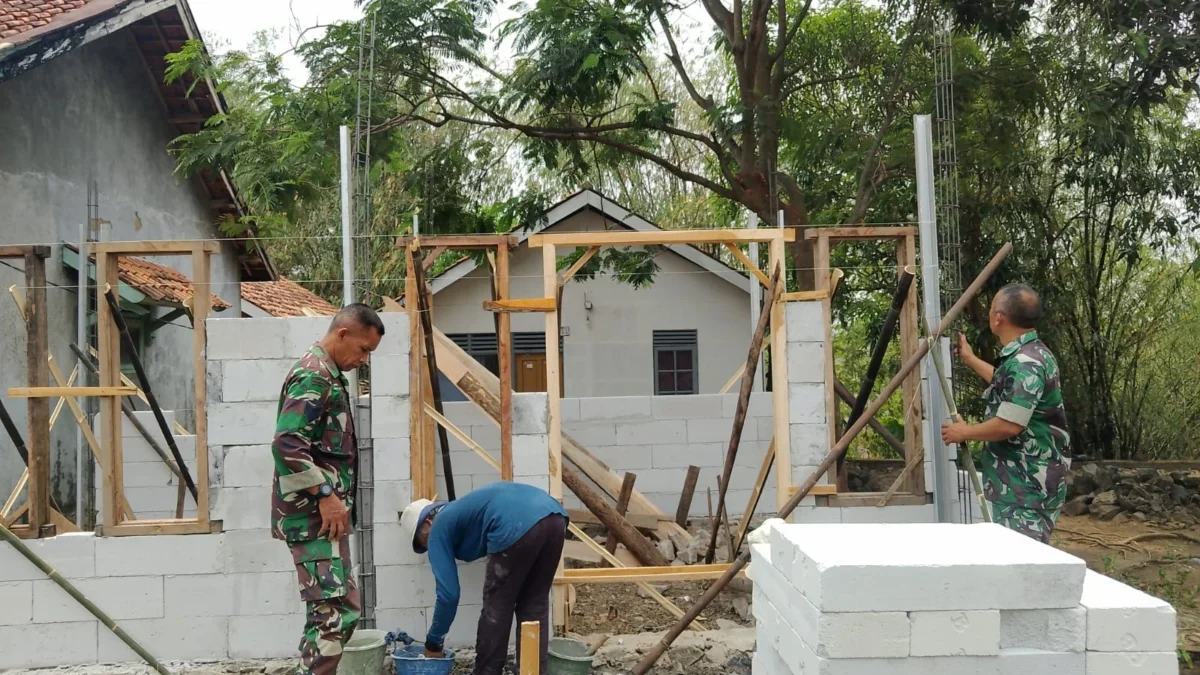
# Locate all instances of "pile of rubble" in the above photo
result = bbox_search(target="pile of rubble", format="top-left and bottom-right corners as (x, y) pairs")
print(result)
(1065, 463), (1200, 523)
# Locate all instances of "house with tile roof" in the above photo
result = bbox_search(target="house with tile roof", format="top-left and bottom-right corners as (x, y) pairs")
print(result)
(0, 0), (275, 506)
(241, 279), (338, 318)
(431, 189), (759, 400)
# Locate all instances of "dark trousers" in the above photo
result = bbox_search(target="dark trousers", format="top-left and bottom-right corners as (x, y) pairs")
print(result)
(474, 514), (566, 675)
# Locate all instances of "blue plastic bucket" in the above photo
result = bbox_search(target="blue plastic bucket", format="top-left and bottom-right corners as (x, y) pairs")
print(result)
(391, 644), (456, 675)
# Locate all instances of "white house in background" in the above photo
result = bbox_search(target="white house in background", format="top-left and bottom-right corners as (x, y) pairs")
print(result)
(430, 190), (757, 399)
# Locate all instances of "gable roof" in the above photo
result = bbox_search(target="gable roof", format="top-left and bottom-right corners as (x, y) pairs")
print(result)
(0, 0), (276, 282)
(241, 280), (338, 318)
(62, 243), (230, 309)
(428, 190), (751, 295)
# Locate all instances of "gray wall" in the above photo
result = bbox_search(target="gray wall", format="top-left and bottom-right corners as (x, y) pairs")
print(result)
(432, 209), (755, 397)
(0, 29), (243, 509)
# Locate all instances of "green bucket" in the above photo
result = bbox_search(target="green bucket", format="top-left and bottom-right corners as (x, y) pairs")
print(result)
(547, 637), (593, 675)
(337, 629), (388, 675)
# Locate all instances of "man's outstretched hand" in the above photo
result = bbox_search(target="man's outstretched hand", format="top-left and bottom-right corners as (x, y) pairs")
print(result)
(317, 493), (350, 541)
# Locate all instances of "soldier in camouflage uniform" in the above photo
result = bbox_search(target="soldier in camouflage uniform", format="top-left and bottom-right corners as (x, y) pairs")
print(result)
(271, 304), (385, 675)
(942, 283), (1071, 544)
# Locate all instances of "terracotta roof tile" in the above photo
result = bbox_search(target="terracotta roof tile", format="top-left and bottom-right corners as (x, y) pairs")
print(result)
(0, 0), (95, 40)
(241, 279), (337, 318)
(64, 244), (230, 310)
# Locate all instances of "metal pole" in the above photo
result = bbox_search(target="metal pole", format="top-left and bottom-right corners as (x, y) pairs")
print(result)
(76, 224), (86, 526)
(915, 114), (955, 523)
(747, 213), (762, 392)
(340, 125), (354, 307)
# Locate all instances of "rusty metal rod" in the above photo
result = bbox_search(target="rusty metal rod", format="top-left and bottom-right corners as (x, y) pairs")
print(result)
(631, 242), (1013, 675)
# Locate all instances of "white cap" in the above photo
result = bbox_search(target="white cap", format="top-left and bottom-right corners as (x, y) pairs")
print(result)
(400, 499), (433, 554)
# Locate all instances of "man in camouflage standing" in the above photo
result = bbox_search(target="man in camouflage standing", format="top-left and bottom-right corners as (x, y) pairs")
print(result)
(942, 283), (1071, 544)
(272, 304), (385, 675)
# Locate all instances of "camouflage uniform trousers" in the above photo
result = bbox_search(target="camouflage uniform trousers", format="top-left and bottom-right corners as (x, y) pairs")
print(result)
(289, 536), (361, 675)
(989, 501), (1061, 545)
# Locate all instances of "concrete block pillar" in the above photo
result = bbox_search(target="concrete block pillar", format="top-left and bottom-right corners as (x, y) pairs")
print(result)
(511, 393), (550, 492)
(785, 301), (832, 520)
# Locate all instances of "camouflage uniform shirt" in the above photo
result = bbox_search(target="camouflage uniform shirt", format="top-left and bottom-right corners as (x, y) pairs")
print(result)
(271, 344), (357, 542)
(980, 331), (1072, 513)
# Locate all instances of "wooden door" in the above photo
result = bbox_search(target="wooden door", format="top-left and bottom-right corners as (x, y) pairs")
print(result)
(516, 353), (547, 392)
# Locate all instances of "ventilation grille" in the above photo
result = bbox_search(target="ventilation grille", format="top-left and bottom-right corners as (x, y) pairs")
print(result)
(653, 329), (697, 347)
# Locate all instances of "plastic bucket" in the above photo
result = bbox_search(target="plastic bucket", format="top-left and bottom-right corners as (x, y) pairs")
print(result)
(338, 629), (388, 675)
(547, 637), (593, 675)
(391, 644), (456, 675)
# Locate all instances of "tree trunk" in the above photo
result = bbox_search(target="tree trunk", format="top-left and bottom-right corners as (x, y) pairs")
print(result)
(562, 467), (669, 567)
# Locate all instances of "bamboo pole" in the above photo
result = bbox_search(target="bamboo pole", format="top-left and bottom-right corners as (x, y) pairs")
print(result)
(0, 520), (173, 675)
(630, 243), (1013, 675)
(925, 318), (991, 523)
(519, 621), (540, 675)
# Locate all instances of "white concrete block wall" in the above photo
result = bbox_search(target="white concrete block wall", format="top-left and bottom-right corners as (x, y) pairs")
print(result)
(747, 521), (1179, 675)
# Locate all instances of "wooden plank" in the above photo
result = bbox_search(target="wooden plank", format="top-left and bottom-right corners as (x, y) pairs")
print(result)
(814, 234), (839, 488)
(520, 621), (540, 675)
(821, 492), (929, 508)
(565, 509), (662, 530)
(557, 246), (600, 286)
(98, 266), (124, 529)
(395, 234), (517, 249)
(422, 246), (448, 271)
(781, 290), (828, 302)
(606, 473), (637, 558)
(1, 471), (27, 518)
(802, 226), (917, 240)
(482, 297), (557, 313)
(49, 507), (81, 533)
(899, 235), (925, 494)
(101, 520), (217, 536)
(556, 565), (746, 585)
(718, 340), (770, 395)
(787, 484), (838, 496)
(566, 523), (705, 631)
(562, 467), (668, 566)
(93, 240), (220, 254)
(769, 242), (792, 513)
(1, 500), (29, 527)
(193, 248), (212, 525)
(406, 248), (427, 499)
(528, 229), (795, 248)
(0, 245), (50, 258)
(723, 243), (771, 288)
(733, 437), (774, 550)
(496, 244), (513, 482)
(543, 244), (562, 500)
(425, 404), (501, 472)
(24, 250), (49, 535)
(675, 466), (700, 526)
(7, 386), (137, 398)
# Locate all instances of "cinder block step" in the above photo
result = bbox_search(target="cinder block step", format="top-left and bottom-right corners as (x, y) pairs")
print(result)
(768, 522), (1086, 612)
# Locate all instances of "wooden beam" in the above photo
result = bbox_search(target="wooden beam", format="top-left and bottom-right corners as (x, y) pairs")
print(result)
(815, 234), (838, 487)
(543, 244), (562, 500)
(787, 484), (838, 496)
(414, 249), (457, 500)
(557, 246), (600, 286)
(100, 519), (218, 537)
(0, 245), (50, 258)
(803, 226), (917, 240)
(555, 565), (746, 585)
(24, 250), (49, 535)
(675, 466), (700, 526)
(7, 386), (137, 398)
(606, 473), (637, 559)
(563, 539), (639, 567)
(781, 290), (828, 302)
(562, 468), (668, 566)
(820, 492), (929, 508)
(1, 501), (29, 528)
(564, 509), (661, 531)
(425, 404), (502, 473)
(769, 245), (792, 514)
(192, 247), (212, 526)
(898, 235), (924, 495)
(93, 241), (219, 254)
(395, 234), (518, 249)
(723, 243), (771, 288)
(528, 229), (795, 248)
(520, 621), (540, 675)
(97, 255), (121, 529)
(422, 246), (448, 272)
(496, 244), (513, 482)
(405, 248), (428, 499)
(566, 523), (704, 631)
(482, 297), (557, 313)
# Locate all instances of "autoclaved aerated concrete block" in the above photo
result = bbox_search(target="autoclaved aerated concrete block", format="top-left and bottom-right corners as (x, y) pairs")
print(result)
(223, 529), (294, 573)
(0, 621), (97, 669)
(229, 614), (298, 659)
(221, 359), (294, 402)
(370, 354), (410, 396)
(512, 434), (549, 477)
(0, 582), (32, 626)
(219, 445), (275, 487)
(0, 532), (95, 581)
(371, 395), (411, 439)
(1085, 651), (1179, 675)
(96, 533), (223, 577)
(909, 610), (1000, 656)
(207, 317), (289, 360)
(786, 301), (825, 343)
(650, 394), (724, 420)
(999, 608), (1085, 652)
(790, 424), (830, 466)
(789, 384), (826, 424)
(283, 317), (333, 357)
(98, 616), (229, 662)
(1081, 569), (1177, 652)
(787, 342), (826, 383)
(374, 437), (412, 480)
(207, 401), (278, 446)
(165, 574), (234, 618)
(512, 392), (549, 435)
(212, 487), (274, 530)
(768, 522), (1086, 612)
(33, 576), (164, 623)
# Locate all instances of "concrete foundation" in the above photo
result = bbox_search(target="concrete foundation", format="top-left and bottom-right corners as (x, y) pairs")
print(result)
(748, 521), (1178, 675)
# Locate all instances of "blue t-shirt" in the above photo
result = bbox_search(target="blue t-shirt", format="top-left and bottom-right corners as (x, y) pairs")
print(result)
(425, 482), (567, 645)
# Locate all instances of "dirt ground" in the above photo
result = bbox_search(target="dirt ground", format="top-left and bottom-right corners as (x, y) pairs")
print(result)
(566, 514), (1200, 670)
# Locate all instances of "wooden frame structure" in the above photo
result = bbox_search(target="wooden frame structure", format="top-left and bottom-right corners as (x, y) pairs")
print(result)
(93, 241), (217, 536)
(807, 226), (927, 502)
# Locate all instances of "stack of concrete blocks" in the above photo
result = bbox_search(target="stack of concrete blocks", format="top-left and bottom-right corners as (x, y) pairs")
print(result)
(432, 394), (551, 497)
(747, 521), (1178, 675)
(784, 301), (936, 524)
(552, 393), (774, 517)
(94, 410), (198, 519)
